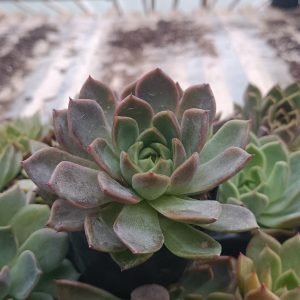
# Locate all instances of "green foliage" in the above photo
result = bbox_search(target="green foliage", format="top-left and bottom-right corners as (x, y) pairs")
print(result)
(237, 83), (300, 151)
(0, 185), (78, 299)
(237, 231), (300, 299)
(219, 135), (300, 229)
(24, 69), (257, 267)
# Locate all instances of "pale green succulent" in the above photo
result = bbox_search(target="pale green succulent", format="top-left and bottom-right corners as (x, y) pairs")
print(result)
(219, 134), (300, 229)
(23, 68), (257, 268)
(0, 185), (78, 299)
(237, 231), (300, 299)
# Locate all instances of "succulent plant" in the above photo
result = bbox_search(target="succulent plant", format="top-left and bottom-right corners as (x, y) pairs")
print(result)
(23, 68), (258, 267)
(0, 185), (79, 299)
(237, 230), (300, 299)
(236, 83), (300, 151)
(169, 256), (237, 299)
(219, 134), (300, 229)
(56, 281), (169, 300)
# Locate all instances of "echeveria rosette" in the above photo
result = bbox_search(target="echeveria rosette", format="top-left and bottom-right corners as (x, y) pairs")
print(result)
(237, 83), (300, 151)
(23, 69), (257, 268)
(237, 231), (300, 299)
(219, 134), (300, 230)
(0, 185), (79, 299)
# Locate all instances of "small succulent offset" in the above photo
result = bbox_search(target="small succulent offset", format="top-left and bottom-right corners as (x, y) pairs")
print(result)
(237, 231), (300, 299)
(23, 69), (257, 267)
(236, 83), (300, 151)
(219, 134), (300, 229)
(0, 185), (78, 300)
(169, 256), (237, 299)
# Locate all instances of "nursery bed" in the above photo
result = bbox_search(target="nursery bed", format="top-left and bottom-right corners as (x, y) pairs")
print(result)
(0, 6), (298, 121)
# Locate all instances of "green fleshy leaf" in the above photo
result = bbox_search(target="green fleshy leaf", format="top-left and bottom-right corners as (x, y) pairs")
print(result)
(181, 108), (209, 156)
(97, 172), (141, 204)
(240, 192), (269, 218)
(112, 116), (139, 152)
(27, 292), (53, 300)
(120, 152), (140, 185)
(132, 172), (170, 200)
(200, 204), (258, 233)
(237, 253), (254, 295)
(275, 270), (300, 292)
(0, 226), (17, 269)
(34, 259), (79, 297)
(113, 201), (164, 254)
(84, 203), (125, 252)
(150, 159), (173, 176)
(128, 142), (144, 164)
(52, 109), (89, 159)
(246, 231), (281, 263)
(19, 228), (68, 273)
(56, 280), (121, 300)
(207, 292), (236, 300)
(244, 285), (280, 300)
(135, 68), (179, 113)
(137, 127), (167, 146)
(199, 120), (250, 164)
(152, 111), (180, 147)
(177, 84), (216, 123)
(185, 147), (251, 195)
(29, 140), (49, 154)
(131, 284), (170, 300)
(218, 181), (239, 203)
(244, 143), (266, 171)
(49, 162), (108, 208)
(10, 204), (49, 245)
(0, 185), (26, 226)
(138, 157), (155, 172)
(281, 287), (300, 300)
(88, 138), (122, 181)
(0, 266), (10, 299)
(48, 199), (93, 232)
(10, 250), (42, 299)
(79, 76), (116, 124)
(172, 138), (187, 170)
(160, 217), (221, 259)
(150, 143), (171, 160)
(68, 98), (110, 148)
(281, 235), (300, 277)
(111, 249), (153, 271)
(287, 151), (300, 193)
(149, 196), (221, 225)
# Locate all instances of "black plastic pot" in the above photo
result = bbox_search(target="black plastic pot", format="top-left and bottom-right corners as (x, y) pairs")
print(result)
(272, 0), (299, 8)
(68, 232), (188, 299)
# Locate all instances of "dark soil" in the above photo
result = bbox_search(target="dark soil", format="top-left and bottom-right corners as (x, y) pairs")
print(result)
(0, 24), (57, 89)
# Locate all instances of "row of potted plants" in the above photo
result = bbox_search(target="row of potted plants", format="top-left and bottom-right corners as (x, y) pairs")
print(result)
(0, 69), (300, 299)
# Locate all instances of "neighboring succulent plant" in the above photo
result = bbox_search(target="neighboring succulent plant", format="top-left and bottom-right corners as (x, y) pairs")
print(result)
(23, 68), (258, 267)
(237, 231), (300, 299)
(0, 185), (79, 299)
(169, 256), (237, 299)
(236, 83), (300, 151)
(219, 134), (300, 229)
(56, 281), (169, 300)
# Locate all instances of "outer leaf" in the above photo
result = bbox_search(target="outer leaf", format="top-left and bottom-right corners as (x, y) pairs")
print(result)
(68, 99), (110, 148)
(131, 284), (170, 300)
(10, 204), (50, 245)
(199, 120), (250, 164)
(240, 192), (269, 218)
(28, 293), (53, 300)
(201, 204), (258, 233)
(160, 217), (221, 259)
(48, 199), (94, 232)
(0, 185), (26, 226)
(79, 75), (116, 123)
(0, 226), (17, 269)
(237, 254), (254, 295)
(56, 280), (121, 300)
(281, 287), (300, 300)
(245, 284), (280, 300)
(0, 266), (10, 299)
(111, 250), (153, 271)
(10, 250), (42, 300)
(149, 196), (221, 225)
(132, 172), (170, 200)
(49, 162), (108, 208)
(181, 108), (209, 156)
(178, 84), (216, 123)
(19, 228), (68, 273)
(84, 203), (125, 252)
(120, 80), (137, 99)
(135, 68), (179, 113)
(116, 94), (154, 131)
(113, 202), (164, 254)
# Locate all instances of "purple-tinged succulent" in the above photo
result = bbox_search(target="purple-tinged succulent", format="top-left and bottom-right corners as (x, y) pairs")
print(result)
(23, 69), (257, 268)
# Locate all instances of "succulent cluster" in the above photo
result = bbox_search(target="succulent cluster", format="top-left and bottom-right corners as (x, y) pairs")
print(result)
(237, 231), (300, 299)
(23, 69), (257, 266)
(169, 256), (237, 299)
(219, 134), (300, 229)
(237, 83), (300, 151)
(0, 185), (78, 300)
